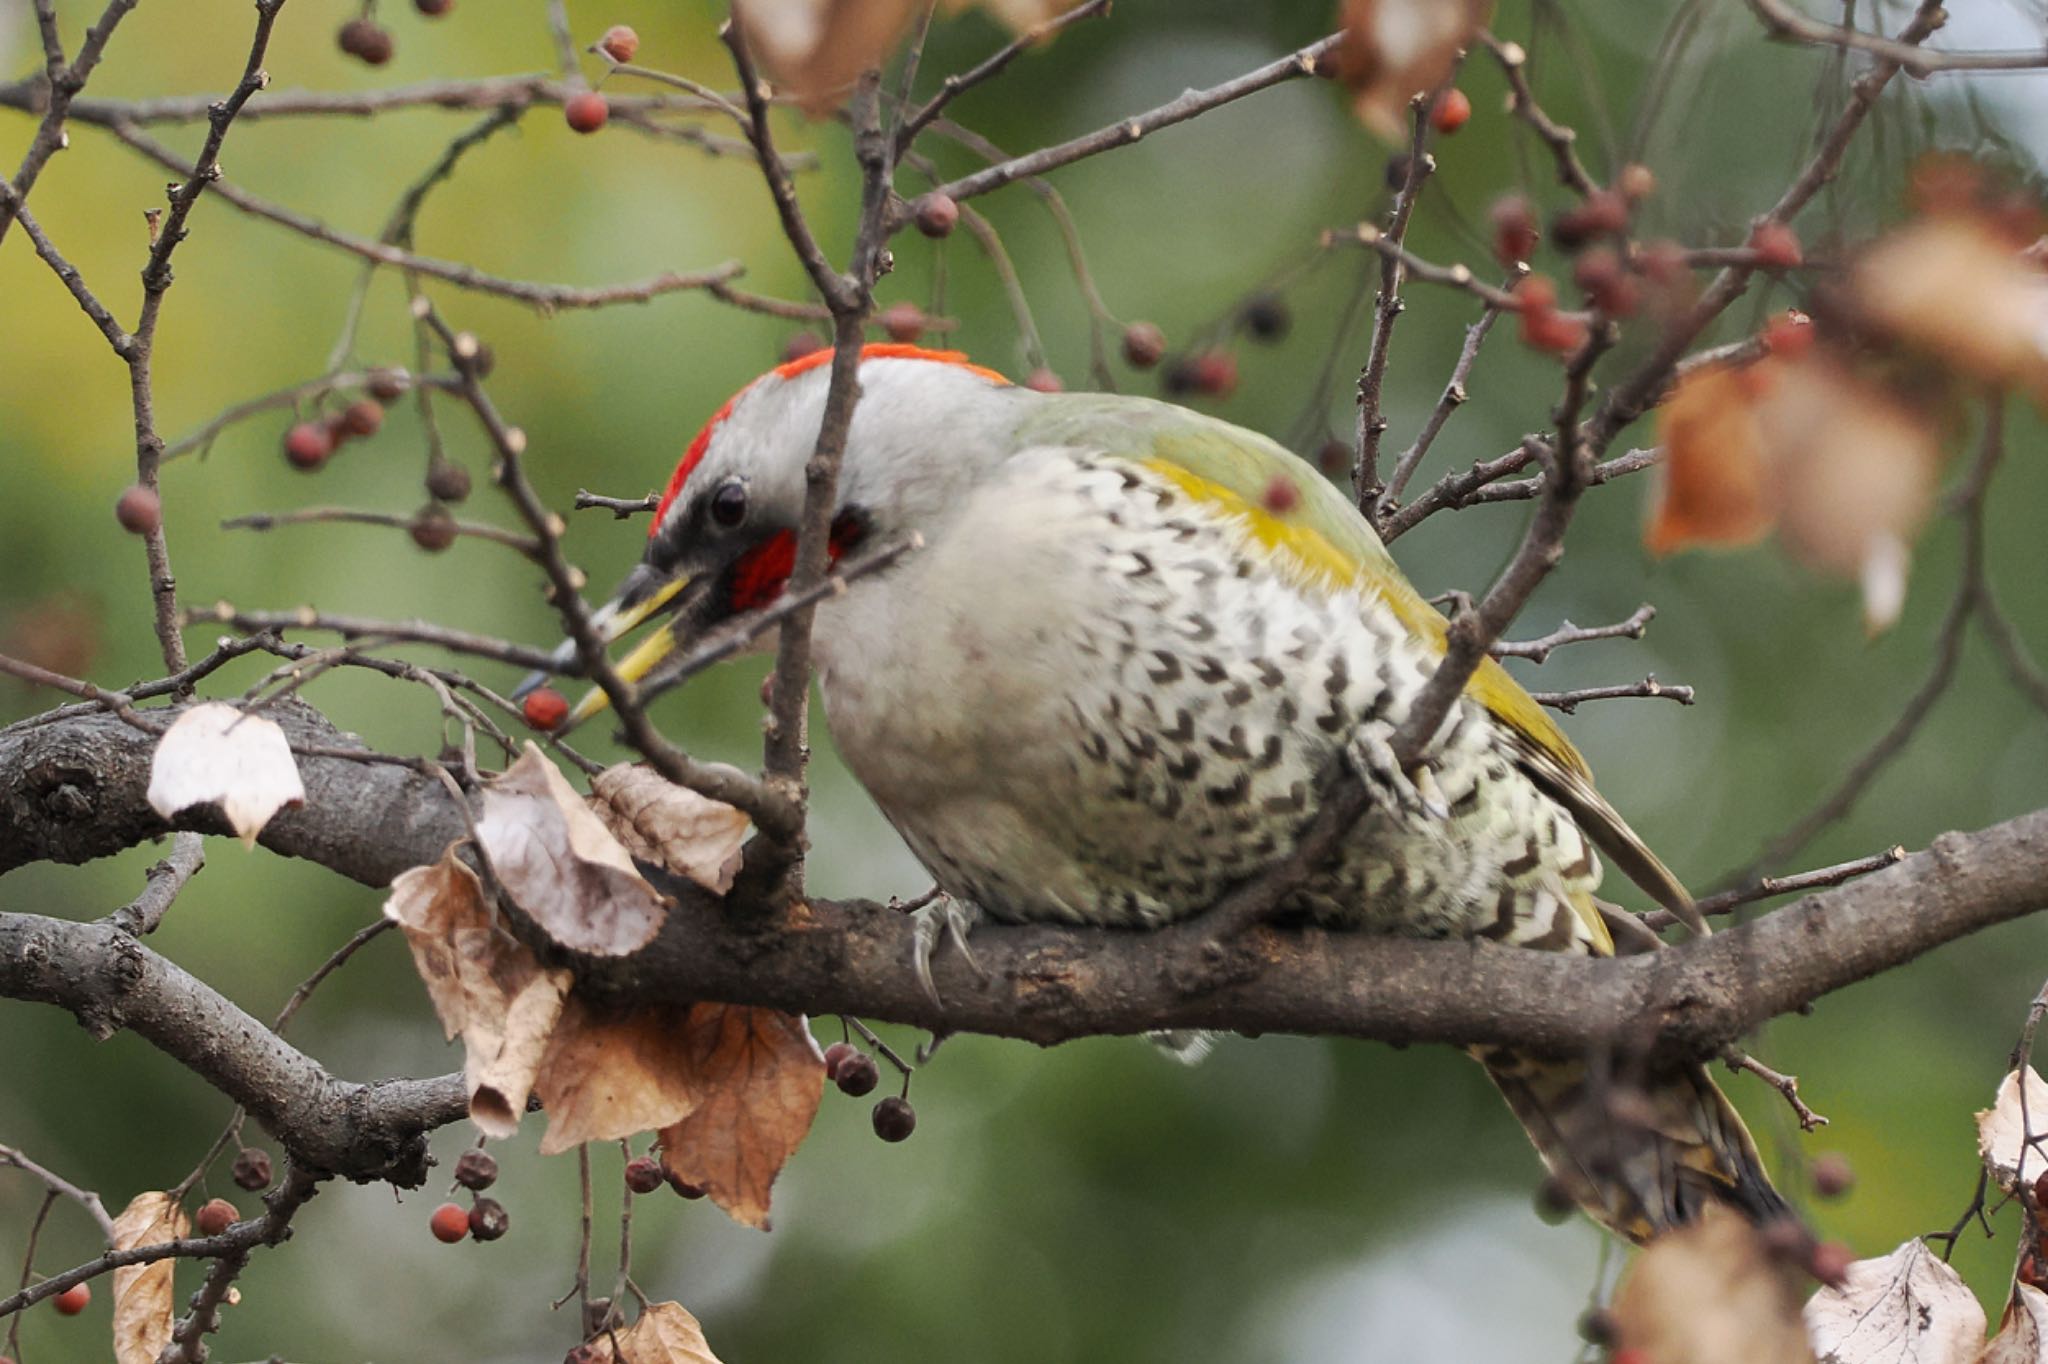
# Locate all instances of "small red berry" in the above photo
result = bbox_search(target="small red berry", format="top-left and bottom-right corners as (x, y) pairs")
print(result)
(871, 1095), (916, 1142)
(1023, 367), (1063, 394)
(912, 193), (959, 239)
(1810, 1151), (1854, 1199)
(115, 485), (161, 535)
(467, 1197), (509, 1242)
(1261, 475), (1299, 515)
(339, 398), (384, 438)
(1512, 274), (1559, 313)
(1121, 322), (1166, 369)
(1762, 309), (1815, 361)
(598, 24), (639, 63)
(1810, 1240), (1855, 1287)
(1611, 1350), (1650, 1364)
(781, 332), (827, 365)
(1429, 87), (1472, 134)
(283, 421), (333, 470)
(522, 687), (570, 731)
(1749, 221), (1803, 270)
(822, 1041), (856, 1079)
(337, 19), (394, 65)
(835, 1051), (880, 1097)
(453, 1147), (498, 1191)
(564, 92), (609, 134)
(1489, 194), (1539, 266)
(1186, 351), (1238, 398)
(429, 1202), (469, 1243)
(1635, 238), (1689, 287)
(2032, 1168), (2048, 1210)
(1550, 190), (1629, 249)
(194, 1198), (238, 1237)
(231, 1147), (273, 1192)
(1572, 247), (1638, 318)
(1521, 308), (1590, 356)
(880, 301), (926, 343)
(50, 1282), (89, 1316)
(624, 1158), (665, 1195)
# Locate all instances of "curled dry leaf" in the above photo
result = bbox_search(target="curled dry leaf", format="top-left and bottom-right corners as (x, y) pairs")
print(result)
(478, 745), (670, 957)
(1983, 1284), (2048, 1364)
(657, 1004), (827, 1231)
(1610, 1206), (1815, 1364)
(1976, 1066), (2048, 1197)
(732, 0), (921, 116)
(533, 999), (703, 1156)
(1646, 363), (1773, 555)
(1855, 217), (2048, 401)
(145, 701), (306, 848)
(578, 1301), (725, 1364)
(588, 764), (751, 895)
(1327, 0), (1493, 140)
(1805, 1238), (1985, 1364)
(383, 849), (572, 1137)
(111, 1190), (189, 1364)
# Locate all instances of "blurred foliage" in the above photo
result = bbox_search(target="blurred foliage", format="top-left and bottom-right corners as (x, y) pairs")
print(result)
(4, 1), (2048, 1360)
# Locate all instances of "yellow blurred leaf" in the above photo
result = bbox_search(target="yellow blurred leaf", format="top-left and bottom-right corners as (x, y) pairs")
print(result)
(111, 1191), (188, 1364)
(588, 764), (750, 895)
(1612, 1206), (1815, 1364)
(1327, 0), (1491, 140)
(145, 702), (306, 848)
(1647, 364), (1773, 555)
(657, 1004), (826, 1231)
(383, 849), (573, 1137)
(1855, 217), (2048, 399)
(580, 1301), (725, 1363)
(479, 745), (671, 958)
(1806, 1238), (1984, 1364)
(533, 999), (703, 1156)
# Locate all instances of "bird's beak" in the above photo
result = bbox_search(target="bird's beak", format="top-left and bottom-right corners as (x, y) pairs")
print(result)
(515, 566), (692, 730)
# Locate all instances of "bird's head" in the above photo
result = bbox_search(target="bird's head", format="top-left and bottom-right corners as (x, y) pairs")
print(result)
(532, 343), (1025, 726)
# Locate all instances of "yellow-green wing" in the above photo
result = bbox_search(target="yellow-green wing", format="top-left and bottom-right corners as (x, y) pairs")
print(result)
(1018, 395), (1701, 933)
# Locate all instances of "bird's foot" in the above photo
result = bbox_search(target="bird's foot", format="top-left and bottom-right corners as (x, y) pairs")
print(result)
(901, 889), (988, 1011)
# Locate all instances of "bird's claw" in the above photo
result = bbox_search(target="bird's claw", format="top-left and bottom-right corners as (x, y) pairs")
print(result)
(907, 892), (986, 1011)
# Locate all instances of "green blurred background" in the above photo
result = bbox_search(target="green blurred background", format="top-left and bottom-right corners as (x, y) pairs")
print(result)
(5, 1), (2048, 1359)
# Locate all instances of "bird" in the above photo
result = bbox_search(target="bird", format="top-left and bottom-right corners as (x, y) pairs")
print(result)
(535, 341), (1788, 1243)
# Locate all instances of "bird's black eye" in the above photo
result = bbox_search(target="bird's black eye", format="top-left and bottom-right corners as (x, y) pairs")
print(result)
(709, 479), (748, 529)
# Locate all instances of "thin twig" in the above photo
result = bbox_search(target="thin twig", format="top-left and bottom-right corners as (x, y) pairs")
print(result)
(1494, 605), (1657, 663)
(1723, 1047), (1828, 1131)
(574, 490), (659, 518)
(0, 1146), (117, 1240)
(221, 507), (542, 555)
(1528, 675), (1693, 713)
(893, 0), (1112, 157)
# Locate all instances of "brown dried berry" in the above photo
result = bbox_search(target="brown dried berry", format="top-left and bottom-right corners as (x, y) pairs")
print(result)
(425, 459), (472, 503)
(468, 1197), (509, 1242)
(1185, 351), (1238, 398)
(1811, 1151), (1854, 1199)
(781, 332), (827, 365)
(1575, 1307), (1616, 1347)
(415, 0), (453, 15)
(114, 485), (161, 535)
(1121, 321), (1166, 369)
(912, 193), (959, 239)
(664, 1167), (707, 1200)
(339, 398), (384, 438)
(231, 1147), (273, 1192)
(1532, 1176), (1575, 1224)
(624, 1157), (665, 1195)
(835, 1051), (880, 1097)
(1489, 194), (1539, 266)
(598, 24), (639, 63)
(367, 368), (408, 402)
(337, 19), (394, 65)
(880, 301), (927, 343)
(1749, 220), (1803, 270)
(1551, 190), (1629, 249)
(821, 1041), (856, 1080)
(453, 1147), (498, 1191)
(1809, 1240), (1854, 1287)
(194, 1198), (238, 1237)
(411, 506), (457, 553)
(1241, 294), (1290, 342)
(871, 1095), (916, 1142)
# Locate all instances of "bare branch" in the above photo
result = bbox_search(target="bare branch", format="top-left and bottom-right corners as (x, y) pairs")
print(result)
(1529, 675), (1693, 713)
(1494, 604), (1657, 664)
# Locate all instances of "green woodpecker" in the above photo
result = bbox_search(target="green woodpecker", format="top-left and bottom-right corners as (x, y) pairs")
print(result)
(542, 342), (1787, 1242)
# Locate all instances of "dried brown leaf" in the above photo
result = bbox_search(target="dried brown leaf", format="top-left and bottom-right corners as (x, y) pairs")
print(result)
(1977, 1067), (2048, 1198)
(1328, 0), (1492, 140)
(479, 745), (670, 957)
(1806, 1238), (1986, 1364)
(656, 1004), (826, 1231)
(952, 0), (1069, 29)
(1611, 1206), (1815, 1364)
(533, 999), (703, 1156)
(732, 0), (921, 116)
(588, 764), (750, 895)
(1855, 218), (2048, 399)
(1982, 1284), (2048, 1364)
(383, 848), (572, 1137)
(1647, 363), (1774, 555)
(145, 701), (306, 847)
(580, 1301), (725, 1364)
(111, 1190), (188, 1364)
